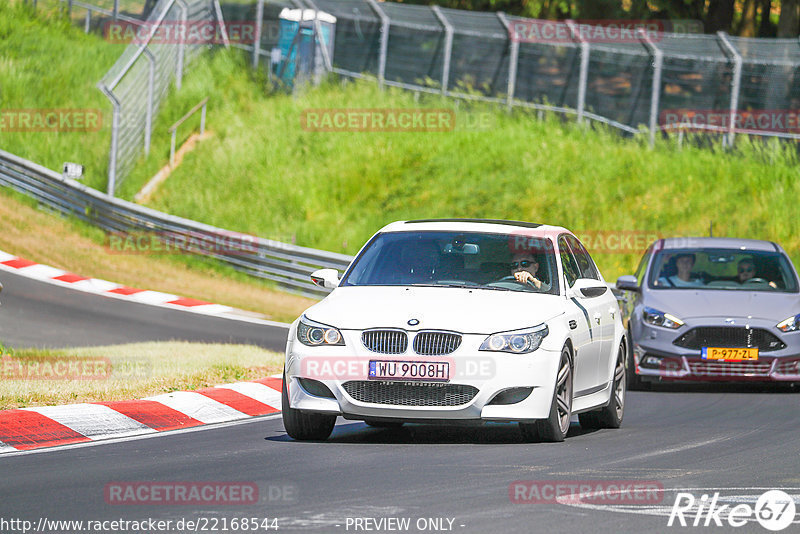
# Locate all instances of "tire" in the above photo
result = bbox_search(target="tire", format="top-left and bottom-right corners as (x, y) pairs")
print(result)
(281, 371), (336, 441)
(364, 420), (404, 428)
(625, 328), (650, 391)
(579, 341), (626, 430)
(520, 345), (573, 443)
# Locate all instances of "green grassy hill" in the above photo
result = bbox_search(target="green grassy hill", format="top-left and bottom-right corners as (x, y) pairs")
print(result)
(0, 2), (122, 191)
(124, 50), (800, 280)
(3, 5), (799, 283)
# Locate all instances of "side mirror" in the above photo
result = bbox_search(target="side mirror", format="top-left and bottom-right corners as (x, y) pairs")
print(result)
(571, 278), (608, 298)
(616, 275), (640, 292)
(310, 268), (340, 289)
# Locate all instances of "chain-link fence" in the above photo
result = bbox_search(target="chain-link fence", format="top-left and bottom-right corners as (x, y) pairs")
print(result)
(256, 0), (800, 146)
(97, 0), (225, 195)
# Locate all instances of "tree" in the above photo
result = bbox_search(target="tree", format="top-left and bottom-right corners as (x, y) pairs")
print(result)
(705, 0), (735, 33)
(738, 0), (758, 36)
(778, 0), (800, 36)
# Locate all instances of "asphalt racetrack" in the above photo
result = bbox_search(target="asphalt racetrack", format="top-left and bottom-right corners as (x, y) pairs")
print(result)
(1, 272), (799, 533)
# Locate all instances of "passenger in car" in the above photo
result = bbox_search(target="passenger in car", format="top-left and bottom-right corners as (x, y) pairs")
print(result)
(658, 253), (703, 287)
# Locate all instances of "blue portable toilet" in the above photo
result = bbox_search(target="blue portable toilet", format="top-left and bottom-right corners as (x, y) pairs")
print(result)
(276, 8), (336, 87)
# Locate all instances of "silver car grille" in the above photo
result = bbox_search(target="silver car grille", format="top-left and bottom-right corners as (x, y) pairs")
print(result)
(413, 331), (462, 355)
(342, 381), (478, 406)
(361, 330), (408, 354)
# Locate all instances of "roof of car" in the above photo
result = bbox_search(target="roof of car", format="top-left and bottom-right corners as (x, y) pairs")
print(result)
(379, 219), (570, 236)
(659, 237), (780, 253)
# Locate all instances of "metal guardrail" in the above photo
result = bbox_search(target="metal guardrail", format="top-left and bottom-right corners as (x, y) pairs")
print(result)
(0, 149), (352, 299)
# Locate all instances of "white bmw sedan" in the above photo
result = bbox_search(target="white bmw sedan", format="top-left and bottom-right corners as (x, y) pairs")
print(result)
(282, 219), (627, 442)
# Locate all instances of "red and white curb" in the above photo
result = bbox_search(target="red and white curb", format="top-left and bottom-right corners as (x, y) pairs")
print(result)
(0, 376), (283, 453)
(0, 250), (288, 327)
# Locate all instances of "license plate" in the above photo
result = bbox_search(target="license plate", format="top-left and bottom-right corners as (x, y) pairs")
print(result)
(702, 347), (759, 361)
(368, 360), (450, 381)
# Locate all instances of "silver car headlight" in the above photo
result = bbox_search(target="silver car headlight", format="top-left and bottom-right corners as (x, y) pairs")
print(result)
(479, 324), (549, 354)
(777, 314), (800, 332)
(297, 315), (345, 347)
(643, 307), (685, 329)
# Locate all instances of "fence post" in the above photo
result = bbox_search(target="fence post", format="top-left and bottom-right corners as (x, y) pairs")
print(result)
(366, 0), (389, 88)
(431, 6), (452, 96)
(143, 48), (156, 156)
(98, 84), (120, 196)
(638, 29), (663, 147)
(496, 12), (518, 109)
(566, 20), (590, 124)
(305, 0), (333, 73)
(84, 8), (91, 33)
(175, 0), (188, 90)
(113, 0), (118, 21)
(213, 0), (230, 48)
(716, 31), (742, 147)
(252, 0), (264, 69)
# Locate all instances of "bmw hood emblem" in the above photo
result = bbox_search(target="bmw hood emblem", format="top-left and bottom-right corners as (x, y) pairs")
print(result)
(407, 318), (420, 326)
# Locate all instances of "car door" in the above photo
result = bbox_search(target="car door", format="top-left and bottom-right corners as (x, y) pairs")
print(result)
(559, 235), (604, 394)
(567, 235), (618, 385)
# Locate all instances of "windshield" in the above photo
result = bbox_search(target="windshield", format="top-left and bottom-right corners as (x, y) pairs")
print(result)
(341, 231), (559, 294)
(648, 248), (799, 292)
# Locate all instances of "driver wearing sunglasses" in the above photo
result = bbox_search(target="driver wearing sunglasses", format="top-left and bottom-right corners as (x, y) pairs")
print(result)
(510, 253), (545, 289)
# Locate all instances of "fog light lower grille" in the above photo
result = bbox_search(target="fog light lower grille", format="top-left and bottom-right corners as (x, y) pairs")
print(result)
(342, 381), (478, 406)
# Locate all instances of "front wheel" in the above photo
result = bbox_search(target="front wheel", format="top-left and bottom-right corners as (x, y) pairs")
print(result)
(520, 345), (573, 442)
(281, 371), (336, 441)
(579, 341), (626, 429)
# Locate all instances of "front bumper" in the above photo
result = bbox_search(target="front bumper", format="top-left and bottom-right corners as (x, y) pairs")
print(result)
(631, 317), (800, 383)
(285, 331), (562, 422)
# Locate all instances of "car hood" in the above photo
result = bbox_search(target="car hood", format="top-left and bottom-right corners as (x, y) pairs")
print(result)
(304, 286), (564, 333)
(645, 289), (800, 322)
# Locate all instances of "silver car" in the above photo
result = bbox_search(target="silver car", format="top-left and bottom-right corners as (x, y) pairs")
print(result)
(617, 237), (800, 387)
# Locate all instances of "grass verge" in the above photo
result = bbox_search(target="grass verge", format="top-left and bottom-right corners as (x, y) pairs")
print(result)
(0, 188), (316, 323)
(0, 341), (284, 410)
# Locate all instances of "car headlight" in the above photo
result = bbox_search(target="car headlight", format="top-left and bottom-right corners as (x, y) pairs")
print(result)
(777, 314), (800, 332)
(643, 307), (685, 329)
(479, 324), (549, 354)
(297, 315), (345, 347)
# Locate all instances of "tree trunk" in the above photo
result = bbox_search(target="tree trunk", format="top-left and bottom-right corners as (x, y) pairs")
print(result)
(778, 0), (800, 37)
(705, 0), (735, 33)
(738, 0), (758, 36)
(758, 0), (774, 36)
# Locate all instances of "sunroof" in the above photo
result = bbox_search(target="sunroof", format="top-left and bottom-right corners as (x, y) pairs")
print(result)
(404, 218), (542, 228)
